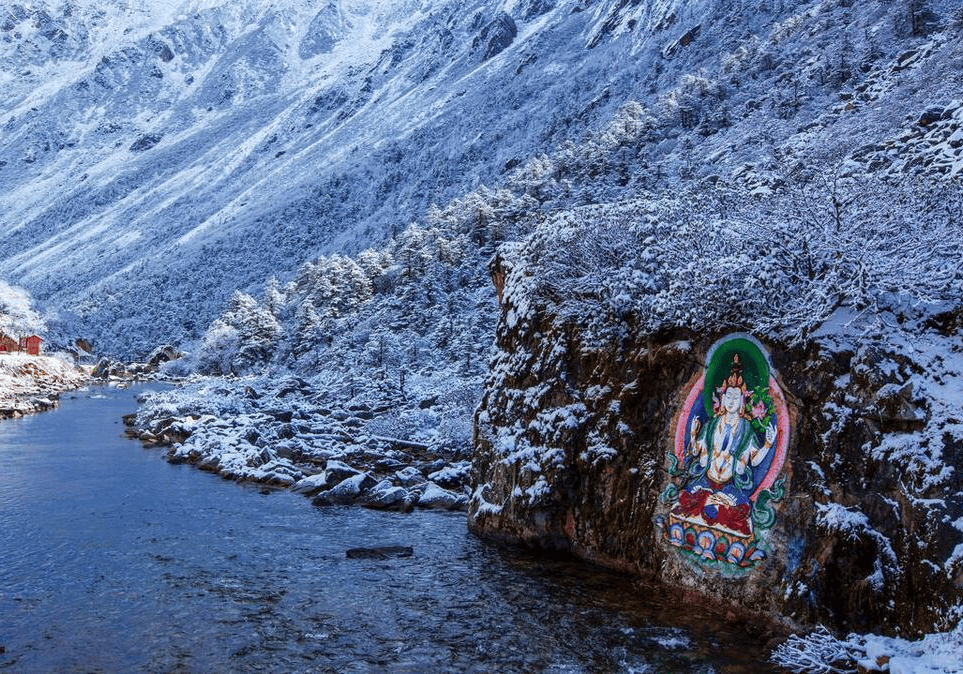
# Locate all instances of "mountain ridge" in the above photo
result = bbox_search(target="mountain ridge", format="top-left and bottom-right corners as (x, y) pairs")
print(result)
(1, 0), (960, 356)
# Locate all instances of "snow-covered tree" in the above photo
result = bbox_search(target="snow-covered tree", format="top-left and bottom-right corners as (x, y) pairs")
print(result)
(0, 280), (46, 338)
(196, 291), (284, 375)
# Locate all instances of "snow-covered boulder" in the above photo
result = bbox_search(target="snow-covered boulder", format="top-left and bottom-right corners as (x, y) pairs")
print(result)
(417, 482), (469, 511)
(290, 473), (330, 496)
(394, 466), (425, 487)
(312, 472), (377, 506)
(91, 357), (128, 380)
(148, 344), (181, 368)
(428, 460), (471, 489)
(323, 459), (363, 486)
(361, 480), (413, 512)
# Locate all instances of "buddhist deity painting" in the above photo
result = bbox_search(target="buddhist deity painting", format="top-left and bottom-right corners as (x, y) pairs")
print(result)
(655, 334), (790, 573)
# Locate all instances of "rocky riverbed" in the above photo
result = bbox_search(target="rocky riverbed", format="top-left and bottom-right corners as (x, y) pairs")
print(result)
(0, 353), (90, 419)
(126, 376), (473, 512)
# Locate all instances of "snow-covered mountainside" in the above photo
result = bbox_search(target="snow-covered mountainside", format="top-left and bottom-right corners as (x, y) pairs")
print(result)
(1, 0), (684, 355)
(3, 0), (959, 357)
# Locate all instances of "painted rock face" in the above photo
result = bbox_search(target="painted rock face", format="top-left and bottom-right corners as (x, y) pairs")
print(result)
(655, 334), (790, 573)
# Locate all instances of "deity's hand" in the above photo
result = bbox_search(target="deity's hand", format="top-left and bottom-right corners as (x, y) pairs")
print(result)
(690, 418), (701, 437)
(707, 491), (736, 508)
(765, 422), (777, 447)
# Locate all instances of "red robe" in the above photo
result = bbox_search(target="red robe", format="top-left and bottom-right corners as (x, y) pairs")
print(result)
(675, 479), (752, 536)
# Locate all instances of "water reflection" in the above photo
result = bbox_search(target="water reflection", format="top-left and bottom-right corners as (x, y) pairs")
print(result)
(0, 386), (777, 673)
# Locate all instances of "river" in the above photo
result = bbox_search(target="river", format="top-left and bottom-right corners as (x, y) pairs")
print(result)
(0, 385), (777, 673)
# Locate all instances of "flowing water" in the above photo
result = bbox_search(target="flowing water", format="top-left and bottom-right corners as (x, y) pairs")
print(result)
(0, 385), (778, 673)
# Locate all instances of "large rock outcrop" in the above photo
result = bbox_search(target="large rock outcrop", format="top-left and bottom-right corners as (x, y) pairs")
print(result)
(470, 249), (963, 637)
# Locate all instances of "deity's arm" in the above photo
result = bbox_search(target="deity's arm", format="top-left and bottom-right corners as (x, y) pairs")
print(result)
(689, 418), (707, 461)
(736, 448), (750, 476)
(749, 424), (777, 467)
(688, 438), (709, 471)
(697, 440), (709, 468)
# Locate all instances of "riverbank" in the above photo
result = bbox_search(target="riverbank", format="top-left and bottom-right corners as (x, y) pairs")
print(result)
(1, 382), (778, 673)
(127, 375), (473, 511)
(0, 353), (90, 419)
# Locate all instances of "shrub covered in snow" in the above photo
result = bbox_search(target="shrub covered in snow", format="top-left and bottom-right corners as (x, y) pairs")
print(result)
(508, 173), (962, 348)
(0, 279), (47, 339)
(195, 291), (284, 375)
(771, 623), (963, 674)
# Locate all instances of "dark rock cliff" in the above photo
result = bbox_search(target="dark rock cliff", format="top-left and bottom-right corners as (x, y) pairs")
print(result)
(470, 247), (963, 637)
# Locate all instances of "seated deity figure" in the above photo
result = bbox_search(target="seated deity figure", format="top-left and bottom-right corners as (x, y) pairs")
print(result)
(673, 354), (777, 536)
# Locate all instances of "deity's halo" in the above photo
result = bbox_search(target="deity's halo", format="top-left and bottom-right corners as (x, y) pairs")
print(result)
(703, 333), (771, 412)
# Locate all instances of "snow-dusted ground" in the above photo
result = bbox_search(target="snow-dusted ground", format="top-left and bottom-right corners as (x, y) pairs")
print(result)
(772, 622), (963, 674)
(0, 353), (89, 417)
(131, 374), (473, 510)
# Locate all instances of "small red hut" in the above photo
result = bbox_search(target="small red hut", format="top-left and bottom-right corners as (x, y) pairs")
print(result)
(19, 335), (41, 356)
(0, 333), (17, 353)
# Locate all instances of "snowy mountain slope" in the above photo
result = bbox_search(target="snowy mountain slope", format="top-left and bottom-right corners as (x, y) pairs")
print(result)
(1, 0), (960, 357)
(0, 0), (645, 355)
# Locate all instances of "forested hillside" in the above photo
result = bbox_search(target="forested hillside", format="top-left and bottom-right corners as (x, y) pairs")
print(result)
(2, 0), (959, 356)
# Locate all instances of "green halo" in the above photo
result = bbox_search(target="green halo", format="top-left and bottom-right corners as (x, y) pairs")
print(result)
(703, 336), (770, 413)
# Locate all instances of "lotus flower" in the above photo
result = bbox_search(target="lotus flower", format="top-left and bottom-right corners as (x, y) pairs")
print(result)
(751, 399), (768, 420)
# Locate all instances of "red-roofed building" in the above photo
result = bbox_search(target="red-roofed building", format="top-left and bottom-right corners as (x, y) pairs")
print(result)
(19, 335), (41, 356)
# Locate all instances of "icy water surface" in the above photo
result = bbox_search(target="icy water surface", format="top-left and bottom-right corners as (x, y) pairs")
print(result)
(0, 385), (778, 673)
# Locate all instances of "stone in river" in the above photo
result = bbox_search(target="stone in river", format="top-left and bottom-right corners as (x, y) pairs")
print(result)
(345, 546), (414, 560)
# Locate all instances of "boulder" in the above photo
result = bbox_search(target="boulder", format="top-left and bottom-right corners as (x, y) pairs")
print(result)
(323, 459), (363, 485)
(374, 457), (406, 472)
(91, 357), (128, 380)
(290, 473), (330, 496)
(148, 344), (181, 368)
(345, 546), (413, 560)
(394, 466), (425, 487)
(918, 107), (945, 126)
(362, 480), (412, 511)
(428, 460), (472, 489)
(417, 482), (469, 511)
(312, 472), (377, 506)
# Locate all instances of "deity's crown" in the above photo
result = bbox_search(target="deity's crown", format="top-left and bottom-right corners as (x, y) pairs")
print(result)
(724, 353), (747, 392)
